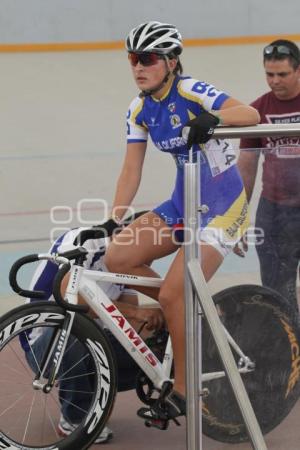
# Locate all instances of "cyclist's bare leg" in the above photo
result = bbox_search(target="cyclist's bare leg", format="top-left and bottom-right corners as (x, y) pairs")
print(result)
(105, 211), (179, 299)
(159, 244), (223, 396)
(106, 211), (224, 397)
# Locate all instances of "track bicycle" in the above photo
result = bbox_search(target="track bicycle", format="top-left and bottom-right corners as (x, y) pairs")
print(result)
(1, 238), (300, 449)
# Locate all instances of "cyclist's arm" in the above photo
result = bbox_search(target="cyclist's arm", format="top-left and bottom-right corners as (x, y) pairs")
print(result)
(111, 141), (147, 221)
(216, 97), (260, 126)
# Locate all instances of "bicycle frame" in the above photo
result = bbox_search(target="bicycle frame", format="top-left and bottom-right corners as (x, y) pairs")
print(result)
(66, 262), (173, 389)
(60, 260), (254, 390)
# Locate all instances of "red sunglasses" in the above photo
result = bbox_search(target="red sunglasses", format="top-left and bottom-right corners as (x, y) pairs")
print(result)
(128, 52), (163, 67)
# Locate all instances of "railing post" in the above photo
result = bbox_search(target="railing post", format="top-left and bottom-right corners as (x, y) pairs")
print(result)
(184, 151), (202, 450)
(183, 123), (300, 450)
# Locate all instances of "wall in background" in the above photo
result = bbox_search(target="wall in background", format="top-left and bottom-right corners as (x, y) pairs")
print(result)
(0, 0), (299, 44)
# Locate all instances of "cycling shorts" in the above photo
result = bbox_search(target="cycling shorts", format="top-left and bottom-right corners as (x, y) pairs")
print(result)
(153, 189), (249, 257)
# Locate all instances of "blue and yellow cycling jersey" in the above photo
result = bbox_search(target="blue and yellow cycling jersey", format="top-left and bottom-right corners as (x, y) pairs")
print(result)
(126, 75), (249, 250)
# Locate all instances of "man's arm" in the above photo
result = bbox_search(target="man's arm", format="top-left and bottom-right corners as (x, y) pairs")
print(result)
(237, 96), (262, 201)
(234, 140), (261, 257)
(237, 148), (260, 202)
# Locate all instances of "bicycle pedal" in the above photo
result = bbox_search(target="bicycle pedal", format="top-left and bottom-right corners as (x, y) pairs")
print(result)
(145, 418), (169, 430)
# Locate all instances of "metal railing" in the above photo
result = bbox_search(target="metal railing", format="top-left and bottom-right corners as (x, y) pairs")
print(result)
(184, 123), (300, 450)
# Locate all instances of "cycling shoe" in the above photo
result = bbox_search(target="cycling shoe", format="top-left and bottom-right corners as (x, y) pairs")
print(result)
(137, 390), (186, 429)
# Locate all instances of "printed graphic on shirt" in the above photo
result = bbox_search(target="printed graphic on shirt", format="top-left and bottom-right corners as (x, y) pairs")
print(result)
(265, 112), (300, 154)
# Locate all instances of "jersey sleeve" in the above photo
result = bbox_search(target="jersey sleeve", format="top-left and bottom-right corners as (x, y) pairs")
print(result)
(178, 78), (229, 112)
(127, 96), (148, 143)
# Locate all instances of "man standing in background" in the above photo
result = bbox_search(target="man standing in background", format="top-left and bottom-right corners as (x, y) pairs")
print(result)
(238, 39), (300, 310)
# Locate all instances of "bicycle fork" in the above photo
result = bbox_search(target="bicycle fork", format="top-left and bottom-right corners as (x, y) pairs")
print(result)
(32, 311), (76, 393)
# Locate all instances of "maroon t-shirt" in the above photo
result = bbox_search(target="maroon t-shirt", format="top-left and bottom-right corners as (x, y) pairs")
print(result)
(240, 91), (300, 206)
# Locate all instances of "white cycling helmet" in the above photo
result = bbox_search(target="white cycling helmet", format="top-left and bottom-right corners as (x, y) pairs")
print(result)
(126, 21), (183, 56)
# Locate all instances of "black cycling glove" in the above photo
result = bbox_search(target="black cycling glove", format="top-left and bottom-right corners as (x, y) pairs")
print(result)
(185, 112), (220, 148)
(73, 218), (120, 246)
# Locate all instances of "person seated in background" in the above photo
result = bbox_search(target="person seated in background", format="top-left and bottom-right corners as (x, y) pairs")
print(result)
(24, 212), (165, 444)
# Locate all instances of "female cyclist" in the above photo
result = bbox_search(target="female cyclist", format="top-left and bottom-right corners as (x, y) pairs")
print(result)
(105, 21), (260, 421)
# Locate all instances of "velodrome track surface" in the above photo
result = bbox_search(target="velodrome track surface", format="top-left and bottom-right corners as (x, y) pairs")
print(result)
(1, 43), (299, 449)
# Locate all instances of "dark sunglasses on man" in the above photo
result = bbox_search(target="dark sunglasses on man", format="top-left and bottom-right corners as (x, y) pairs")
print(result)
(128, 52), (164, 67)
(263, 44), (300, 63)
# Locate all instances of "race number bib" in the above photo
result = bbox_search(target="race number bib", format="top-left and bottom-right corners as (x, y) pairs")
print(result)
(204, 139), (236, 177)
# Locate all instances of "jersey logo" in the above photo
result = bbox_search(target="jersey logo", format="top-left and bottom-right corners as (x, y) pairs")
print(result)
(148, 117), (160, 127)
(168, 102), (176, 113)
(170, 114), (182, 129)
